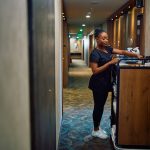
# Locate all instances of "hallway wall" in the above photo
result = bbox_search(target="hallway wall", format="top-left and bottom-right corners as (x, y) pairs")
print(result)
(84, 35), (90, 66)
(55, 0), (63, 148)
(63, 21), (70, 87)
(108, 0), (145, 52)
(102, 22), (107, 32)
(144, 0), (150, 55)
(28, 0), (57, 149)
(0, 0), (31, 150)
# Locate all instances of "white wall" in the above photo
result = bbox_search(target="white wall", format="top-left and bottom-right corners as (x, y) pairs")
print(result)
(102, 22), (107, 32)
(0, 0), (30, 150)
(84, 35), (90, 66)
(55, 0), (63, 149)
(144, 0), (150, 56)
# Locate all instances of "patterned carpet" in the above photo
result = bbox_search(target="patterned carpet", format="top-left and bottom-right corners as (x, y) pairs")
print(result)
(58, 59), (114, 150)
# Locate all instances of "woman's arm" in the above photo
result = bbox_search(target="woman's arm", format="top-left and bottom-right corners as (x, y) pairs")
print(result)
(112, 48), (143, 58)
(90, 58), (119, 74)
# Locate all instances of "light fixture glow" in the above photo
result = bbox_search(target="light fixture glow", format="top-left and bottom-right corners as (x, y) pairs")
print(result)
(82, 24), (86, 26)
(86, 15), (90, 18)
(86, 12), (91, 18)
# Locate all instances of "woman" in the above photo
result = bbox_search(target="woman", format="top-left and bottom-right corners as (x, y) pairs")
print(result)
(89, 29), (143, 139)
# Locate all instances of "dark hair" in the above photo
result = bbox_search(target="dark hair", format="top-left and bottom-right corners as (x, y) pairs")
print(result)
(94, 29), (105, 38)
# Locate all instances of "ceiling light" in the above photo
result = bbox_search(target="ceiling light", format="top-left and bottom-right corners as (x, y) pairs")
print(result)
(86, 15), (90, 18)
(86, 12), (91, 18)
(82, 24), (86, 27)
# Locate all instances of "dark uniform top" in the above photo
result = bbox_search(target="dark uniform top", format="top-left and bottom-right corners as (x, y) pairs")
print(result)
(88, 46), (113, 92)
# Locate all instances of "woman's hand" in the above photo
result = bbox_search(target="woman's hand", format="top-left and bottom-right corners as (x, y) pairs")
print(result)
(136, 54), (144, 59)
(109, 58), (119, 65)
(90, 57), (119, 74)
(113, 48), (144, 59)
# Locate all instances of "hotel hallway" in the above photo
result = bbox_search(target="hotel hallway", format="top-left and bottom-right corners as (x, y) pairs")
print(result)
(58, 59), (114, 150)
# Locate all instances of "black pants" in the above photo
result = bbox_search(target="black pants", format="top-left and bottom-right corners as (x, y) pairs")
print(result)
(92, 89), (108, 128)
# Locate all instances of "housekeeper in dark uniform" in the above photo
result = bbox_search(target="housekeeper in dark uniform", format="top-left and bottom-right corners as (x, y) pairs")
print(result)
(89, 29), (143, 139)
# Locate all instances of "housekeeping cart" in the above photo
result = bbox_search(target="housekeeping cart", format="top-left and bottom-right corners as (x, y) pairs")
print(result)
(111, 58), (150, 150)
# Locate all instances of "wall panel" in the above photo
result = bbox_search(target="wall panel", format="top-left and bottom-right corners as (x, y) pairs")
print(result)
(0, 0), (30, 149)
(28, 0), (56, 149)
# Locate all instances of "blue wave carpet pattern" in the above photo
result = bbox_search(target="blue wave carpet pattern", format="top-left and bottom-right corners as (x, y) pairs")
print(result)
(58, 59), (114, 150)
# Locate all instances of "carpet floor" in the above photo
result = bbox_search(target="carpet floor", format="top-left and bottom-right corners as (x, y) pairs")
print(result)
(58, 59), (114, 150)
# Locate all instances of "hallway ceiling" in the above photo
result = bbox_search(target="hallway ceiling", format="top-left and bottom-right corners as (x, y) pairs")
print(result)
(63, 0), (129, 35)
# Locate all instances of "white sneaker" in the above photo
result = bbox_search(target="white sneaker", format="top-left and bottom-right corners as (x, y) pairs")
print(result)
(91, 128), (108, 139)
